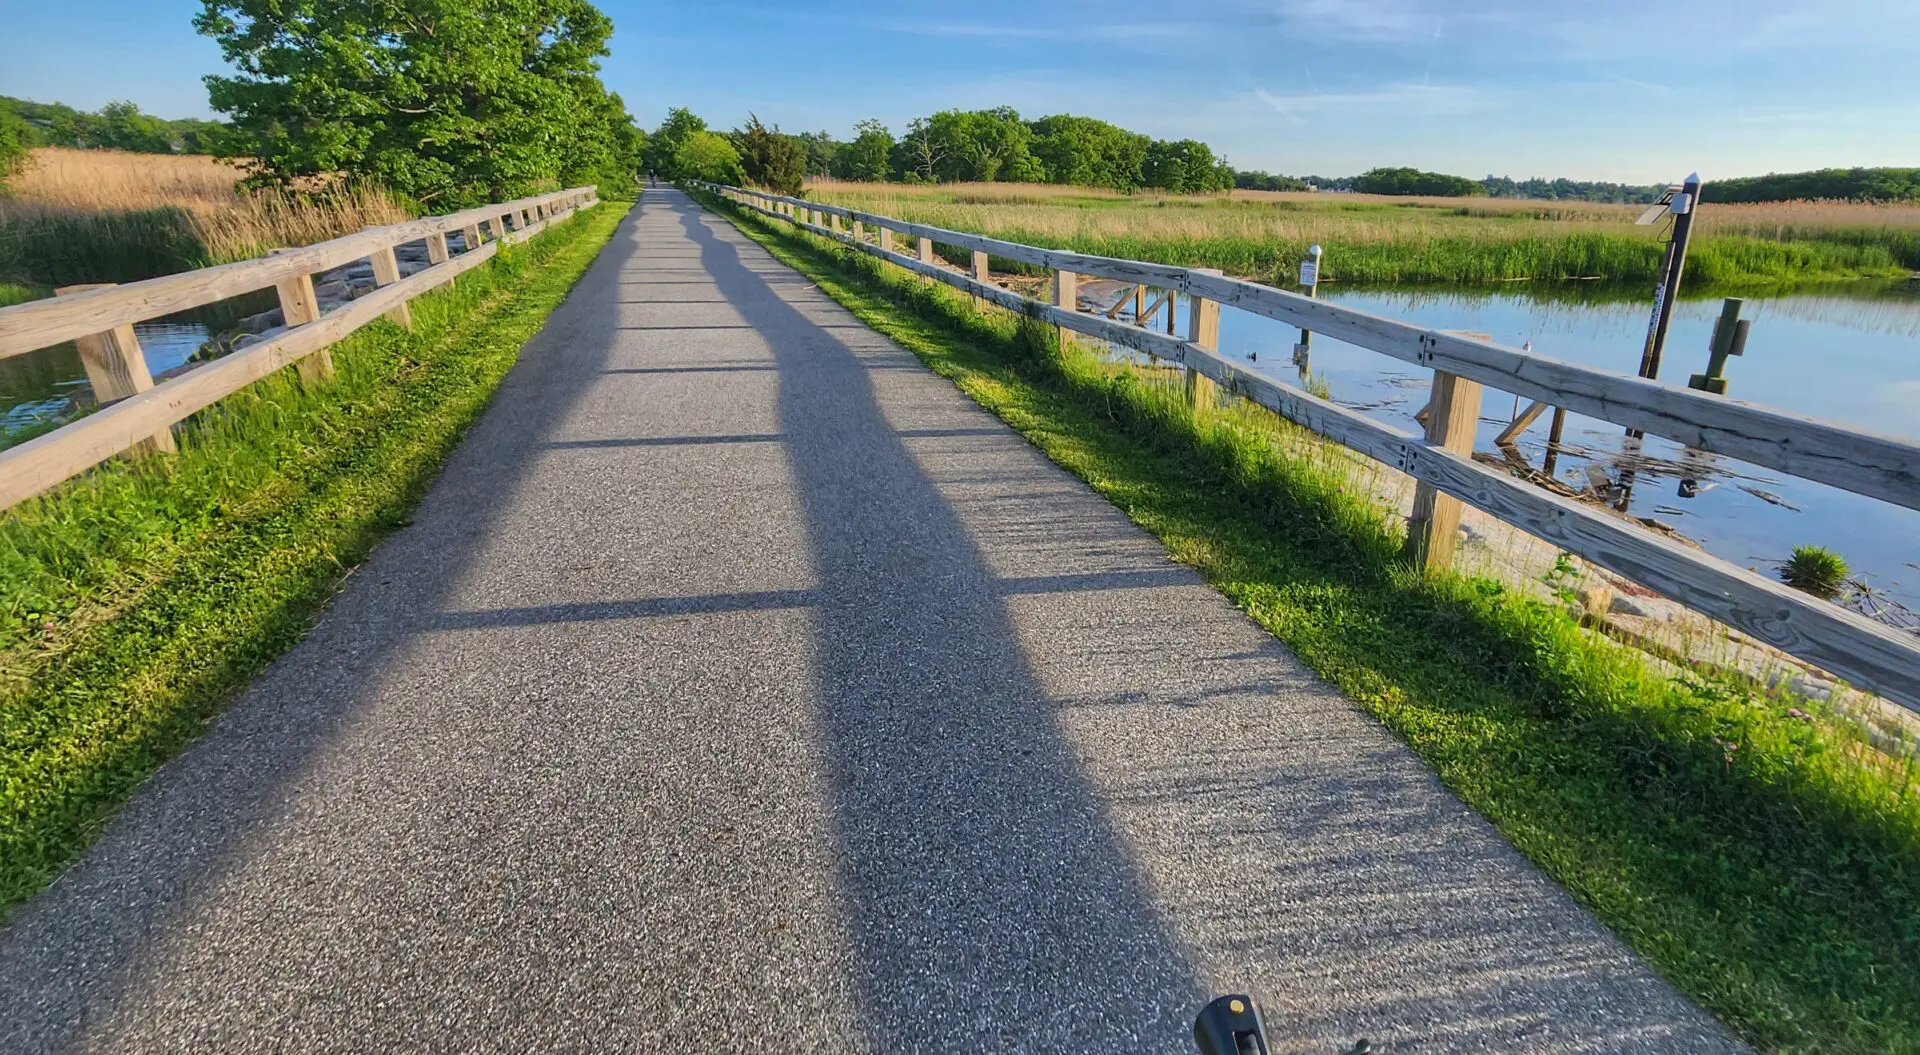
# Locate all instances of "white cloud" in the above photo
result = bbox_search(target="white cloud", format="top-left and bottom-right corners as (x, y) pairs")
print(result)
(1251, 83), (1492, 119)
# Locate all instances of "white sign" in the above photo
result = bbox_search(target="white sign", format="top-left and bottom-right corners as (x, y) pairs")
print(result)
(1299, 260), (1318, 287)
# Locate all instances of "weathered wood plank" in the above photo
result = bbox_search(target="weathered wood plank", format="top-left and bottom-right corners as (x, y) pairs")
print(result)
(0, 187), (591, 359)
(0, 239), (503, 512)
(1495, 400), (1551, 446)
(1179, 270), (1920, 515)
(1173, 342), (1920, 713)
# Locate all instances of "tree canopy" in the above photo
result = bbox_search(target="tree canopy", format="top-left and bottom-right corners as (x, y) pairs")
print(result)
(1701, 168), (1920, 203)
(194, 0), (643, 206)
(1, 96), (241, 155)
(732, 114), (806, 195)
(1350, 167), (1485, 197)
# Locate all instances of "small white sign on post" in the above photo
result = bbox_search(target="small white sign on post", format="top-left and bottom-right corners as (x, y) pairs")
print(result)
(1299, 259), (1318, 287)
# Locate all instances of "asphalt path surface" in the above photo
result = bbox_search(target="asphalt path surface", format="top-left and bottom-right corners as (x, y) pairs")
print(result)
(0, 190), (1746, 1053)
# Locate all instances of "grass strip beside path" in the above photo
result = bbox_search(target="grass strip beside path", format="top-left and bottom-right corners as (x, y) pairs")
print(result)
(698, 190), (1920, 1054)
(0, 201), (627, 915)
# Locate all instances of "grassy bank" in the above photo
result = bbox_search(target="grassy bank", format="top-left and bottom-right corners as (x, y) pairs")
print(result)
(697, 189), (1920, 1053)
(805, 180), (1920, 288)
(0, 199), (626, 914)
(0, 148), (410, 286)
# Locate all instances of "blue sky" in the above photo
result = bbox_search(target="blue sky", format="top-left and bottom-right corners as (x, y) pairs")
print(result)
(4, 0), (1916, 183)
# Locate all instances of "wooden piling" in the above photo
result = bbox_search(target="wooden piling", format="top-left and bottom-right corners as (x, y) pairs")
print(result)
(53, 284), (174, 455)
(1184, 269), (1223, 412)
(368, 245), (413, 329)
(1053, 269), (1078, 349)
(1406, 370), (1484, 571)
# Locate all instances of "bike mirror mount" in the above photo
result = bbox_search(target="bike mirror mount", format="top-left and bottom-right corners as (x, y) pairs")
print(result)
(1193, 994), (1270, 1055)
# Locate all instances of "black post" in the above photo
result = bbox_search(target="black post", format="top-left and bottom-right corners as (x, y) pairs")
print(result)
(1636, 172), (1702, 383)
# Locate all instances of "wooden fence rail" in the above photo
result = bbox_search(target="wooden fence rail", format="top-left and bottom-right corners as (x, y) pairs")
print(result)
(699, 181), (1920, 714)
(0, 186), (599, 510)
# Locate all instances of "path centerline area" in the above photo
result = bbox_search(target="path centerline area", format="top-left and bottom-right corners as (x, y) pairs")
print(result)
(0, 190), (1743, 1053)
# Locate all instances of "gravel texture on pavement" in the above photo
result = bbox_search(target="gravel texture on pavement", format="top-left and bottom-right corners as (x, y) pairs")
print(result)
(0, 190), (1746, 1054)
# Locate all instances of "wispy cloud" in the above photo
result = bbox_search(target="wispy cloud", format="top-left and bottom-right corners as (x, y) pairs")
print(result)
(1252, 82), (1492, 121)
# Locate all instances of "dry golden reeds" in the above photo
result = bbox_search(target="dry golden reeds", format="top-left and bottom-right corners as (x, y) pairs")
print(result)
(0, 147), (411, 267)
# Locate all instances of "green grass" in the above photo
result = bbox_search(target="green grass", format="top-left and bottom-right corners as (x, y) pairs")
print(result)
(696, 188), (1920, 1053)
(0, 282), (46, 307)
(0, 200), (627, 913)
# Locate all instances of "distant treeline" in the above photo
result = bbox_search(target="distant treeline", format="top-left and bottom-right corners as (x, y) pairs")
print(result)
(1, 96), (241, 156)
(646, 107), (1238, 195)
(1702, 168), (1920, 203)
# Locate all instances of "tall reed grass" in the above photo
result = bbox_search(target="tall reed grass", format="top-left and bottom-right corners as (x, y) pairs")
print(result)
(0, 148), (410, 287)
(805, 180), (1920, 287)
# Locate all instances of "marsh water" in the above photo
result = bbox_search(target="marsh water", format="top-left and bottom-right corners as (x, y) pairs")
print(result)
(1, 320), (212, 435)
(1196, 283), (1920, 607)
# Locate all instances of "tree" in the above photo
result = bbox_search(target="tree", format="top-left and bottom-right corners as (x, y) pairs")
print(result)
(196, 0), (639, 207)
(732, 114), (805, 195)
(0, 107), (29, 191)
(1028, 114), (1149, 189)
(644, 107), (706, 178)
(793, 131), (836, 178)
(673, 131), (744, 185)
(895, 118), (950, 182)
(89, 101), (176, 153)
(831, 119), (893, 182)
(1142, 139), (1230, 193)
(1234, 169), (1310, 192)
(1351, 167), (1484, 196)
(912, 107), (1035, 182)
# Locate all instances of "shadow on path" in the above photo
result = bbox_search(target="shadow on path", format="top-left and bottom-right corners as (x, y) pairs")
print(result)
(679, 204), (1206, 1047)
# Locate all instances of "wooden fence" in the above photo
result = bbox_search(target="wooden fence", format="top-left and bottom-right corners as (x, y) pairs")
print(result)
(700, 181), (1920, 715)
(0, 186), (599, 510)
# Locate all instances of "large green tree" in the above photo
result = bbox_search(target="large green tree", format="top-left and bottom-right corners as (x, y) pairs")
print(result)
(1028, 114), (1149, 189)
(732, 114), (805, 195)
(195, 0), (639, 207)
(831, 119), (893, 182)
(673, 131), (744, 185)
(643, 107), (706, 178)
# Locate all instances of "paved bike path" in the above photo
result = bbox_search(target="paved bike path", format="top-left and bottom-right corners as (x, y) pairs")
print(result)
(0, 190), (1743, 1053)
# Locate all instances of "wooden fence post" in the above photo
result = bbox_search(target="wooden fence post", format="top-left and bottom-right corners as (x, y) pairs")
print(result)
(264, 248), (334, 384)
(1184, 269), (1222, 412)
(917, 235), (935, 284)
(368, 244), (413, 329)
(878, 226), (893, 254)
(852, 219), (864, 243)
(971, 250), (991, 310)
(425, 232), (449, 265)
(461, 223), (484, 252)
(1406, 370), (1484, 571)
(53, 284), (175, 456)
(831, 214), (843, 235)
(1053, 268), (1078, 349)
